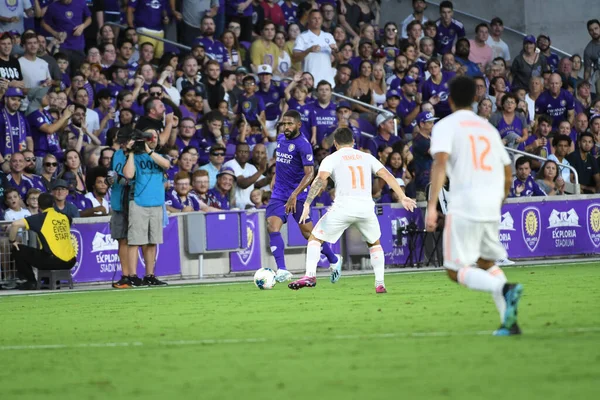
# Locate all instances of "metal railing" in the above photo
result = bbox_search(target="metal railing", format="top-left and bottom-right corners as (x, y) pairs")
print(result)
(505, 147), (580, 194)
(106, 22), (191, 52)
(331, 92), (398, 137)
(424, 1), (572, 58)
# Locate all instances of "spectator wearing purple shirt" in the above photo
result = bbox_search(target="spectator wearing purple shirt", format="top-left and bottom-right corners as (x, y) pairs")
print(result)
(284, 77), (313, 141)
(28, 97), (72, 161)
(510, 157), (547, 197)
(255, 65), (284, 128)
(421, 59), (455, 118)
(412, 112), (438, 200)
(237, 75), (266, 123)
(165, 171), (201, 212)
(127, 0), (171, 59)
(396, 77), (420, 139)
(537, 35), (560, 72)
(279, 0), (298, 26)
(6, 153), (35, 200)
(207, 167), (235, 209)
(535, 73), (575, 129)
(310, 80), (337, 146)
(0, 88), (31, 158)
(41, 0), (91, 72)
(434, 1), (465, 56)
(226, 0), (253, 42)
(193, 16), (229, 67)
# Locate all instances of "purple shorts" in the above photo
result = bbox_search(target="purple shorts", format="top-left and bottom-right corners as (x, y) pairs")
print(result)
(265, 198), (311, 224)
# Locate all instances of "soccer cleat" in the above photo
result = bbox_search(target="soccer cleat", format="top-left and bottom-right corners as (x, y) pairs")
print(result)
(502, 283), (523, 329)
(288, 276), (317, 290)
(129, 275), (144, 287)
(143, 275), (168, 286)
(329, 256), (343, 283)
(375, 285), (387, 294)
(112, 276), (132, 289)
(493, 323), (522, 336)
(275, 269), (293, 283)
(496, 258), (516, 266)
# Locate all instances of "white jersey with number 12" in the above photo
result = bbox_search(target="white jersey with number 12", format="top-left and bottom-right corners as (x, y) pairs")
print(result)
(430, 109), (511, 222)
(318, 147), (384, 212)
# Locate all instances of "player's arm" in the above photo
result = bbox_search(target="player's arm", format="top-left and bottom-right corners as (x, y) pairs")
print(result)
(293, 165), (315, 199)
(304, 170), (331, 207)
(375, 167), (409, 202)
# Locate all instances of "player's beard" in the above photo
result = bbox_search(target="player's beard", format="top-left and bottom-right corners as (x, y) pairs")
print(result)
(284, 128), (298, 139)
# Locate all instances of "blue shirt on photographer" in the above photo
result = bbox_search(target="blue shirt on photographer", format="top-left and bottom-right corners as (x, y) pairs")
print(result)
(132, 153), (167, 207)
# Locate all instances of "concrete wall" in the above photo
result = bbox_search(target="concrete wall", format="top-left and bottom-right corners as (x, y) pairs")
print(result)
(381, 0), (593, 58)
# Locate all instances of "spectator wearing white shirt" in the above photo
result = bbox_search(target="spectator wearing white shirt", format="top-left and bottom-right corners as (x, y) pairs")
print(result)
(401, 0), (428, 39)
(292, 9), (337, 88)
(486, 17), (511, 62)
(73, 87), (102, 138)
(223, 142), (266, 210)
(547, 134), (573, 184)
(18, 32), (51, 91)
(84, 167), (110, 216)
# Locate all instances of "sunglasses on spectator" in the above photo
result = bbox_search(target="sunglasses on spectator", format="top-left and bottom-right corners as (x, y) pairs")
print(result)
(25, 157), (36, 162)
(149, 91), (162, 97)
(210, 152), (225, 156)
(44, 162), (58, 167)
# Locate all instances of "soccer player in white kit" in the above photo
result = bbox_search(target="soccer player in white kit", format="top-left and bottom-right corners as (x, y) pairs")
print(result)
(288, 127), (417, 293)
(425, 76), (524, 336)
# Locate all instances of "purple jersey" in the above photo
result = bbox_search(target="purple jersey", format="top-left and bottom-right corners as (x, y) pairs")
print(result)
(546, 53), (560, 72)
(227, 0), (253, 17)
(287, 98), (312, 140)
(310, 101), (337, 144)
(490, 113), (528, 139)
(510, 175), (547, 197)
(278, 1), (297, 26)
(207, 188), (231, 210)
(520, 135), (552, 158)
(535, 89), (575, 128)
(175, 136), (201, 154)
(193, 37), (229, 67)
(27, 109), (63, 160)
(67, 192), (92, 211)
(165, 189), (200, 211)
(397, 92), (417, 135)
(271, 133), (314, 201)
(43, 0), (91, 51)
(238, 93), (265, 122)
(256, 83), (284, 121)
(434, 18), (465, 55)
(421, 71), (455, 118)
(7, 174), (34, 199)
(128, 0), (169, 31)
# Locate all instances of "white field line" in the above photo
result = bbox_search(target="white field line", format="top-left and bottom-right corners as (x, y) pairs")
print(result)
(1, 327), (599, 352)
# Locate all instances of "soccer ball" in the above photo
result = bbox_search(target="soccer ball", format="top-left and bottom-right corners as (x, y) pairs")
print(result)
(254, 268), (276, 290)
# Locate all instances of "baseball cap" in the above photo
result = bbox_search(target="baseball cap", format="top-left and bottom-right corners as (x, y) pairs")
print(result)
(386, 89), (401, 99)
(257, 64), (273, 75)
(376, 113), (394, 127)
(51, 179), (69, 190)
(217, 166), (237, 180)
(336, 101), (352, 111)
(401, 76), (416, 86)
(523, 35), (536, 44)
(235, 66), (249, 74)
(417, 111), (439, 124)
(4, 87), (25, 98)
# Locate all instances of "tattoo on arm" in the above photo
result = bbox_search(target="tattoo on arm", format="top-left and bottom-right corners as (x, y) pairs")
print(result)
(305, 177), (325, 205)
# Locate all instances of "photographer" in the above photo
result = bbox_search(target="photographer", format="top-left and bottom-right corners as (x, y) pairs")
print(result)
(122, 127), (171, 286)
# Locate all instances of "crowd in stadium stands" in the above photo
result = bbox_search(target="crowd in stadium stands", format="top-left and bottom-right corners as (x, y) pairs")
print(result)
(0, 0), (599, 221)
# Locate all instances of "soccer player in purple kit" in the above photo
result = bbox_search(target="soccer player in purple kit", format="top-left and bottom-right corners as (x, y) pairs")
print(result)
(434, 1), (465, 56)
(534, 73), (575, 129)
(266, 110), (341, 283)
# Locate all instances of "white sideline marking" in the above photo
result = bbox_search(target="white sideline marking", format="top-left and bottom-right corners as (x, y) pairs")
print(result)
(1, 327), (599, 352)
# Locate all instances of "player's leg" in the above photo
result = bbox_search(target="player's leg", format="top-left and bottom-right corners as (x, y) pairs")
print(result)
(443, 214), (507, 305)
(265, 199), (288, 271)
(480, 223), (523, 335)
(289, 209), (349, 290)
(356, 214), (386, 293)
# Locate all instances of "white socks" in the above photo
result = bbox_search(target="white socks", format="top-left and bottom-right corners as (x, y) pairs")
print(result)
(457, 266), (504, 294)
(488, 266), (508, 323)
(305, 240), (321, 277)
(370, 245), (385, 287)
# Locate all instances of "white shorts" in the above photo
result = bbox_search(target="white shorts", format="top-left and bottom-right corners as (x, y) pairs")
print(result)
(443, 213), (507, 271)
(312, 206), (381, 244)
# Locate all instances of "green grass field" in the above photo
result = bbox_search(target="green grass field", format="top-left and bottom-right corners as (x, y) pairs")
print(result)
(1, 263), (599, 400)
